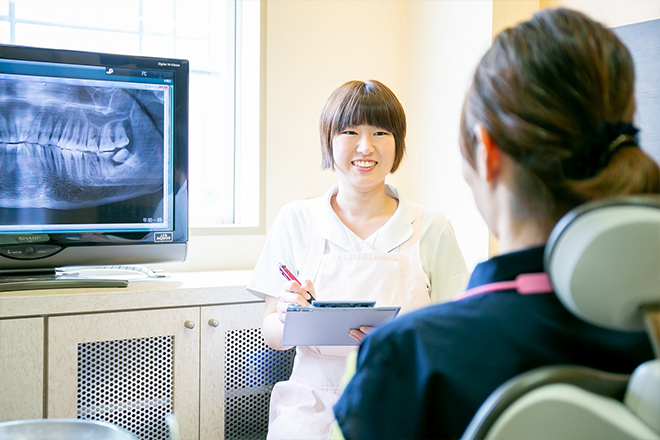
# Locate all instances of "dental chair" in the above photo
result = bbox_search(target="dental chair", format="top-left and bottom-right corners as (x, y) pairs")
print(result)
(461, 195), (660, 440)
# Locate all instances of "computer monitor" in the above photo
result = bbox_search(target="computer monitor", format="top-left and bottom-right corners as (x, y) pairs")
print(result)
(0, 44), (189, 288)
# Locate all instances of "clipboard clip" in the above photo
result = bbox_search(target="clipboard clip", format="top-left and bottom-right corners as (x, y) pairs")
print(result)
(310, 300), (376, 308)
(286, 304), (313, 311)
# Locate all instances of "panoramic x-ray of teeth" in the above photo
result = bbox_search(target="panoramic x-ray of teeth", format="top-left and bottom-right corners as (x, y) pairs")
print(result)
(0, 80), (166, 212)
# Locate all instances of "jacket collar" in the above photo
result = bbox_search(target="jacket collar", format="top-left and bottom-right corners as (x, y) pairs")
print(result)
(467, 246), (546, 289)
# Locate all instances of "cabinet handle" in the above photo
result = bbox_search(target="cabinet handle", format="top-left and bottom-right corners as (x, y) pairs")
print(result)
(208, 319), (219, 327)
(184, 320), (195, 329)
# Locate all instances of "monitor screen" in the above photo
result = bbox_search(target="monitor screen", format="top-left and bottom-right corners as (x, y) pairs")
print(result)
(0, 44), (188, 273)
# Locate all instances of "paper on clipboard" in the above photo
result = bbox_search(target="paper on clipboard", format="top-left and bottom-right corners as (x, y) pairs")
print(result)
(281, 304), (401, 346)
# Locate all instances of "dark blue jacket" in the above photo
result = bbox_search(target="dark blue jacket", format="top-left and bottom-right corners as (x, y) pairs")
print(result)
(334, 246), (653, 439)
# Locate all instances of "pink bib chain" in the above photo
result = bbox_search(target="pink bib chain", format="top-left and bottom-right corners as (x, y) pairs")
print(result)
(455, 273), (553, 301)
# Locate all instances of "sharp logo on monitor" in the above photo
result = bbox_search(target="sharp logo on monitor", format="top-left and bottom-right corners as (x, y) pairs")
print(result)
(154, 232), (174, 243)
(17, 235), (48, 243)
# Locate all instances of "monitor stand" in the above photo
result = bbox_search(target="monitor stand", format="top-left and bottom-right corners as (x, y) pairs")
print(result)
(0, 269), (129, 292)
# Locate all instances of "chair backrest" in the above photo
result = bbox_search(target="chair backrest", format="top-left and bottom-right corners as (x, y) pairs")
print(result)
(544, 195), (660, 333)
(461, 195), (660, 440)
(546, 195), (660, 435)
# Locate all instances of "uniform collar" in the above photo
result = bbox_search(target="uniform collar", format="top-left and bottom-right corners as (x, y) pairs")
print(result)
(312, 184), (415, 253)
(466, 246), (546, 290)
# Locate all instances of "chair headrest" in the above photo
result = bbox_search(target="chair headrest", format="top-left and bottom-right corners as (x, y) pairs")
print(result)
(545, 195), (660, 331)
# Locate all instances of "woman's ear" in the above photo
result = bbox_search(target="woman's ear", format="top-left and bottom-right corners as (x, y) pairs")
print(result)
(475, 124), (501, 182)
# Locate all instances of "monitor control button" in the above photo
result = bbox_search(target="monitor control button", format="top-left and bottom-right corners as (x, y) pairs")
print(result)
(0, 245), (63, 260)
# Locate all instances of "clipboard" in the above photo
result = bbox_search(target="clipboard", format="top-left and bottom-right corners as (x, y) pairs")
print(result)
(281, 303), (401, 346)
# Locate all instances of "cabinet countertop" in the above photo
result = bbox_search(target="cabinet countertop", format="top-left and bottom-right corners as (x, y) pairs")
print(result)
(0, 270), (259, 319)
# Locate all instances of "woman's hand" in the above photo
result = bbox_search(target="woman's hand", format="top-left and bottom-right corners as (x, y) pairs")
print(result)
(275, 279), (316, 324)
(262, 279), (315, 350)
(349, 326), (374, 343)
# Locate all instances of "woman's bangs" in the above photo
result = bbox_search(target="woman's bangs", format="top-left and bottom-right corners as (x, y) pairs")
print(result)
(336, 96), (395, 133)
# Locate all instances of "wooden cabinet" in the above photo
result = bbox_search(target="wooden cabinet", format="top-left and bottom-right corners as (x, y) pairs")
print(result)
(0, 271), (294, 440)
(47, 307), (201, 439)
(201, 303), (265, 440)
(0, 317), (44, 422)
(44, 302), (268, 440)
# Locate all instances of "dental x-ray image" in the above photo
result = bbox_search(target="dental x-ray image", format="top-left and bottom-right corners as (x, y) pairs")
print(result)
(0, 77), (168, 228)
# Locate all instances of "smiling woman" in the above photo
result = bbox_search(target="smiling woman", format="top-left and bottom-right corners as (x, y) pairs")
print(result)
(246, 79), (469, 440)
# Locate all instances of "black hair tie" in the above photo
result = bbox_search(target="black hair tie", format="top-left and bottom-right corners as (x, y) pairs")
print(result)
(563, 121), (639, 180)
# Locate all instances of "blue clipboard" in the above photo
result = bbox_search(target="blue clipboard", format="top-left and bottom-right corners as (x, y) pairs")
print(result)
(281, 303), (400, 346)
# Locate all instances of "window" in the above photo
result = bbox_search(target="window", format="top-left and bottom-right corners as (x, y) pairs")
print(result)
(0, 0), (262, 229)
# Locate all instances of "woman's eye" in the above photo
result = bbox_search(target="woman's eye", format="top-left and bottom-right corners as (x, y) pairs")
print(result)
(374, 131), (390, 136)
(342, 130), (357, 135)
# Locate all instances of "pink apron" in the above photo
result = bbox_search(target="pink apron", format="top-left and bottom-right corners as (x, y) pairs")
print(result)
(267, 203), (431, 440)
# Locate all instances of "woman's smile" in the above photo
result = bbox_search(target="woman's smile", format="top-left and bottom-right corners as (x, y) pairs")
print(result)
(352, 160), (378, 170)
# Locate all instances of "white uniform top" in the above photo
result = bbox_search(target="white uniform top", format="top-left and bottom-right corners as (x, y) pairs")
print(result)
(248, 184), (469, 440)
(247, 184), (469, 303)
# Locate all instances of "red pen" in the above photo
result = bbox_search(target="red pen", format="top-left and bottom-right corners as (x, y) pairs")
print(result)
(278, 263), (316, 302)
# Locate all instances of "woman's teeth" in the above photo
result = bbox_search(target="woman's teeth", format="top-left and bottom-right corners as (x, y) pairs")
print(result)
(353, 160), (376, 168)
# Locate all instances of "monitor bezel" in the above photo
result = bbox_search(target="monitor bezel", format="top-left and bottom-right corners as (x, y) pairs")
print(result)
(0, 44), (189, 271)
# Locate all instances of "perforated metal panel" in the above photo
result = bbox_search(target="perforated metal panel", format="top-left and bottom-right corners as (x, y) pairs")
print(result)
(77, 336), (174, 440)
(224, 328), (295, 440)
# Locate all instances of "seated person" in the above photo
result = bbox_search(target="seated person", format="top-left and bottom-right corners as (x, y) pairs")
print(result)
(248, 79), (468, 440)
(333, 7), (660, 440)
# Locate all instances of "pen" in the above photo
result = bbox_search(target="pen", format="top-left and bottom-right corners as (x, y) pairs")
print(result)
(278, 263), (316, 302)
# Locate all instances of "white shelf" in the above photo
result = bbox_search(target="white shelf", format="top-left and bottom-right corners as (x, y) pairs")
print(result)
(0, 270), (258, 318)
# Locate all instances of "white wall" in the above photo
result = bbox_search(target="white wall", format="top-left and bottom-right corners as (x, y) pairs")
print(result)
(402, 0), (492, 271)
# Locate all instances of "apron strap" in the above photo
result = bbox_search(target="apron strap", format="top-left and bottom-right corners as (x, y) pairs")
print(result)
(455, 273), (553, 301)
(399, 202), (424, 253)
(298, 214), (326, 285)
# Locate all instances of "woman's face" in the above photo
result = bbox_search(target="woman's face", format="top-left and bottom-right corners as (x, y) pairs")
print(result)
(332, 124), (395, 191)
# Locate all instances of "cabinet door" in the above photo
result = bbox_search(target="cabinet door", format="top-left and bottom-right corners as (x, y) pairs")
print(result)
(201, 302), (296, 440)
(0, 317), (44, 421)
(48, 308), (200, 440)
